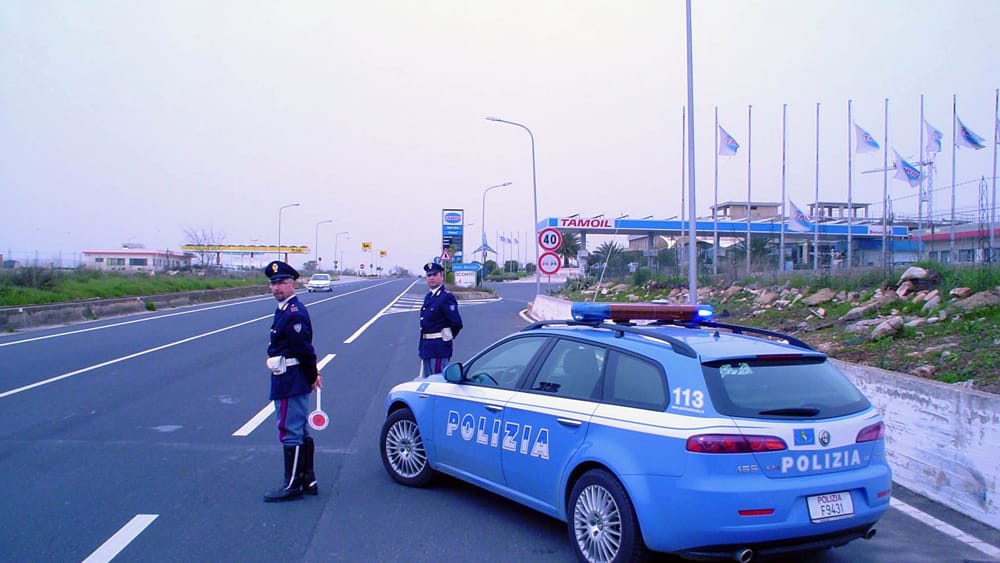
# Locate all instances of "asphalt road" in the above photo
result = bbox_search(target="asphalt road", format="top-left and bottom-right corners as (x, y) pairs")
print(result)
(0, 278), (997, 563)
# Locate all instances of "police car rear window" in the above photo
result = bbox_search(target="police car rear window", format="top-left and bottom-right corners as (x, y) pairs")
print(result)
(701, 357), (870, 419)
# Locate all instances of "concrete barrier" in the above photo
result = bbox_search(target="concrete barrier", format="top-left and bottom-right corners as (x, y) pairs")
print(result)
(531, 294), (999, 530)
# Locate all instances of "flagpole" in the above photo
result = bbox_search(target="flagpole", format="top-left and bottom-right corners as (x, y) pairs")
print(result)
(919, 95), (926, 260)
(951, 94), (958, 262)
(882, 98), (890, 272)
(780, 103), (787, 273)
(746, 104), (752, 276)
(814, 102), (821, 271)
(684, 0), (698, 304)
(992, 88), (998, 257)
(681, 105), (686, 274)
(713, 106), (719, 276)
(847, 100), (854, 268)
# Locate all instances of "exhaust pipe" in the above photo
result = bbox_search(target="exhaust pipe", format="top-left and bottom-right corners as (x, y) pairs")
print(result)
(864, 526), (877, 540)
(733, 548), (753, 562)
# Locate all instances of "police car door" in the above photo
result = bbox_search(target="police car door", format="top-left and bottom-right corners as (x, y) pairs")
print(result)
(432, 336), (550, 485)
(500, 339), (603, 513)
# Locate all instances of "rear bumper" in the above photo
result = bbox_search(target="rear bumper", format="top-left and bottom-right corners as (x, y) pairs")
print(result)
(624, 461), (892, 556)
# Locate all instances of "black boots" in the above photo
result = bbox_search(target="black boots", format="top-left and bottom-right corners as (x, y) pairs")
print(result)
(300, 436), (318, 495)
(264, 445), (303, 502)
(263, 439), (318, 502)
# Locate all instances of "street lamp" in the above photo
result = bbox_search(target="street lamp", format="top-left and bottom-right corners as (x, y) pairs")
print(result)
(277, 203), (300, 260)
(314, 219), (333, 266)
(486, 116), (540, 296)
(334, 231), (349, 272)
(481, 181), (512, 265)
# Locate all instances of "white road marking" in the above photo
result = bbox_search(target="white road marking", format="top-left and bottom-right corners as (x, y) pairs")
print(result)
(233, 354), (335, 437)
(890, 497), (1000, 558)
(0, 296), (273, 348)
(0, 316), (269, 399)
(82, 514), (158, 563)
(344, 279), (421, 343)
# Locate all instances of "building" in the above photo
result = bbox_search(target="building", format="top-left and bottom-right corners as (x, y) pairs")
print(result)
(82, 249), (193, 272)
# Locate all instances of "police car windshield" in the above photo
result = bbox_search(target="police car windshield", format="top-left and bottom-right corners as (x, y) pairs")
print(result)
(700, 357), (870, 420)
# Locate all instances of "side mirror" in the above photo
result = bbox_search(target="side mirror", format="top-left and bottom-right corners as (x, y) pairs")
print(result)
(443, 362), (463, 383)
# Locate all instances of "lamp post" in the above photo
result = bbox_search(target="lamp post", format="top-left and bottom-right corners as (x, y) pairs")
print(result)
(277, 203), (300, 260)
(334, 231), (349, 272)
(314, 219), (333, 266)
(486, 116), (540, 297)
(481, 181), (512, 266)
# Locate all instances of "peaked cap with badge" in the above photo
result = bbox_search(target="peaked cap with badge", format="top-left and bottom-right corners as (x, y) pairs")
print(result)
(423, 261), (444, 275)
(265, 260), (300, 281)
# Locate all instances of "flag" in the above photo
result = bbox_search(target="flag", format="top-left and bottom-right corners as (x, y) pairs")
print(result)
(499, 235), (507, 243)
(924, 120), (943, 153)
(718, 125), (739, 156)
(853, 123), (880, 153)
(786, 200), (814, 233)
(893, 149), (925, 187)
(513, 237), (518, 244)
(955, 116), (986, 150)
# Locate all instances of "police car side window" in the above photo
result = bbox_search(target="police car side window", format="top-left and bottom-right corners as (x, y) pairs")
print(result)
(529, 340), (605, 400)
(463, 337), (548, 389)
(603, 351), (668, 411)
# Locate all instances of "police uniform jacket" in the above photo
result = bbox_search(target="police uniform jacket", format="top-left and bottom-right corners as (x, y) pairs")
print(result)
(267, 295), (318, 400)
(418, 286), (463, 359)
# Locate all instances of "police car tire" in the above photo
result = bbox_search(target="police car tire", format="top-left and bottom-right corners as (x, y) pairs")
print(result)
(568, 469), (647, 563)
(379, 408), (434, 487)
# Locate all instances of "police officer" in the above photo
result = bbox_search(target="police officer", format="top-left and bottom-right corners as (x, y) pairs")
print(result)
(262, 260), (322, 502)
(419, 261), (463, 376)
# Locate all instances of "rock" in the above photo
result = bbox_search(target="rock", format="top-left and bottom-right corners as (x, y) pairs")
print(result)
(952, 290), (1000, 311)
(897, 280), (914, 298)
(721, 285), (743, 302)
(949, 287), (973, 298)
(840, 303), (875, 321)
(905, 318), (926, 328)
(921, 294), (941, 312)
(870, 316), (904, 340)
(803, 288), (837, 306)
(900, 266), (928, 282)
(756, 291), (780, 306)
(627, 294), (641, 302)
(911, 364), (937, 378)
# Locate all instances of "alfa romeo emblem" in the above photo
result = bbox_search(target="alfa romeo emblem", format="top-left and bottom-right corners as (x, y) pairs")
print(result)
(818, 430), (831, 446)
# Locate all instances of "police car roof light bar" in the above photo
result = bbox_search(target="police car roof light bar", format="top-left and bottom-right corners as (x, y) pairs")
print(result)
(571, 302), (714, 324)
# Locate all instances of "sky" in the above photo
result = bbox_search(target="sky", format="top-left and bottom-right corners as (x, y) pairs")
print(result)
(3, 0), (999, 273)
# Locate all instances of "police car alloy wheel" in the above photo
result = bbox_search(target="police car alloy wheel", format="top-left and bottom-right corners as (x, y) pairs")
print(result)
(569, 469), (647, 563)
(380, 408), (434, 487)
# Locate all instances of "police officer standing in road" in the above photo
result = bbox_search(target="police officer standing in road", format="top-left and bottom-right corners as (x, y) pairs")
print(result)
(419, 262), (463, 376)
(263, 260), (322, 502)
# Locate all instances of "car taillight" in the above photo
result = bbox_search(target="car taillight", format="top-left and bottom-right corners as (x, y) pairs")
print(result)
(686, 434), (787, 453)
(856, 422), (885, 443)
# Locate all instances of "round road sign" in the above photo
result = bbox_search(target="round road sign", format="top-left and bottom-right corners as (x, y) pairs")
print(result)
(538, 251), (561, 275)
(537, 227), (563, 252)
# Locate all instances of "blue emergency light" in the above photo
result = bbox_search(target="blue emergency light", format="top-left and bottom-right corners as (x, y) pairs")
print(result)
(571, 302), (714, 324)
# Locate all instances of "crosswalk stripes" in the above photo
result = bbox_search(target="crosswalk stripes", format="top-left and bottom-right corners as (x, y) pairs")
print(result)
(384, 294), (499, 315)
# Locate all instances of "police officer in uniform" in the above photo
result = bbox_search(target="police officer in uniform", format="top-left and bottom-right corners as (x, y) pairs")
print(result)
(419, 261), (463, 376)
(262, 260), (322, 502)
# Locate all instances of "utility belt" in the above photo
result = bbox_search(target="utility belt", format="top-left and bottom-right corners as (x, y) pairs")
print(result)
(266, 356), (299, 375)
(421, 327), (454, 341)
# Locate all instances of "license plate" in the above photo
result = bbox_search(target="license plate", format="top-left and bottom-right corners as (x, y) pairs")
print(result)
(807, 491), (854, 522)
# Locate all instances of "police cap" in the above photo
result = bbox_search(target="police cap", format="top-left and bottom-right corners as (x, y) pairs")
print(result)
(423, 262), (444, 275)
(264, 260), (300, 281)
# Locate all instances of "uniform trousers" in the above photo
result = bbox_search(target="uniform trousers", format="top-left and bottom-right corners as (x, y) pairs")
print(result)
(274, 394), (310, 446)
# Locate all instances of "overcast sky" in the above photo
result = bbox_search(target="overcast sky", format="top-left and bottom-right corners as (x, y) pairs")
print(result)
(3, 0), (999, 273)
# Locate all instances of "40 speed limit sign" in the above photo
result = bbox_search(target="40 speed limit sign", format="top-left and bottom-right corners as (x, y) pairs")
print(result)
(537, 227), (563, 251)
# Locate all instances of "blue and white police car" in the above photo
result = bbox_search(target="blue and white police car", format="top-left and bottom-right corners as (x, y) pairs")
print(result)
(379, 303), (891, 562)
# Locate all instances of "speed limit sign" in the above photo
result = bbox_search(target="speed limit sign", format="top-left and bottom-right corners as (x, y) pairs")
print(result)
(537, 227), (563, 251)
(538, 251), (561, 275)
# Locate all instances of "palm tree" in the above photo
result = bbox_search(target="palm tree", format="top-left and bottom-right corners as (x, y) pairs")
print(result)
(557, 232), (581, 267)
(589, 241), (627, 277)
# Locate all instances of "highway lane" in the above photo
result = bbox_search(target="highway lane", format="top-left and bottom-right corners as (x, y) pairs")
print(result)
(1, 279), (997, 562)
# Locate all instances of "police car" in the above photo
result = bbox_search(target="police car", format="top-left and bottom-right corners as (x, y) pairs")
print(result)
(379, 302), (891, 562)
